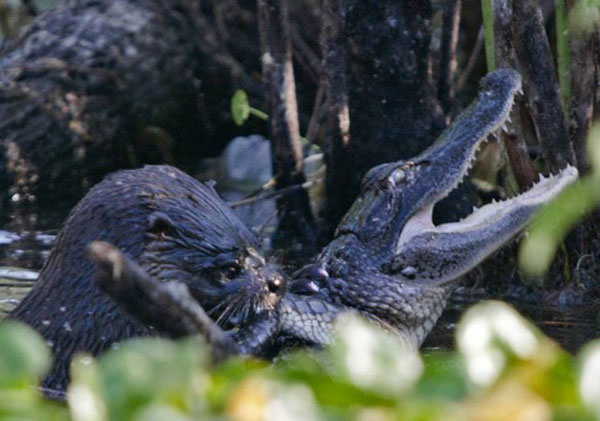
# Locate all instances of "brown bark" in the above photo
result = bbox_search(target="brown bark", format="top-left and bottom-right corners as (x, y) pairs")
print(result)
(511, 0), (576, 172)
(493, 0), (537, 189)
(257, 0), (316, 246)
(321, 0), (352, 230)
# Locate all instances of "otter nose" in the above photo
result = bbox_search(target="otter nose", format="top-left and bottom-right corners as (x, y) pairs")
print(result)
(267, 277), (283, 294)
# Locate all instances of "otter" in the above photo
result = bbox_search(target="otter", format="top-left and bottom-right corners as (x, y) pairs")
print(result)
(10, 165), (285, 390)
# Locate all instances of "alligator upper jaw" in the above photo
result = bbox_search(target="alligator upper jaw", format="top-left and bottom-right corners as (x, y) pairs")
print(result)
(393, 69), (526, 248)
(336, 69), (523, 248)
(397, 165), (578, 250)
(406, 69), (523, 216)
(384, 69), (580, 284)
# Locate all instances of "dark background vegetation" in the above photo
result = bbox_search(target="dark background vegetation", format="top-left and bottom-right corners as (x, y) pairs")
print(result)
(0, 0), (598, 296)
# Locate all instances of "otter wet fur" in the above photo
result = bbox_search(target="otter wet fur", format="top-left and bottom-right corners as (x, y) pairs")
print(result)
(10, 165), (285, 390)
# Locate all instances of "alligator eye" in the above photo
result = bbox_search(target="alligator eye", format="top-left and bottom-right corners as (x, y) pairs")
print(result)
(401, 266), (417, 279)
(391, 169), (405, 184)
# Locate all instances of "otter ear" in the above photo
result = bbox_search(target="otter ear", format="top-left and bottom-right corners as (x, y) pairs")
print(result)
(147, 211), (175, 236)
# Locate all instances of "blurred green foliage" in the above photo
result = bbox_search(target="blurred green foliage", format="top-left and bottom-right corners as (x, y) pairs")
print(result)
(519, 124), (600, 276)
(571, 0), (600, 36)
(1, 301), (600, 420)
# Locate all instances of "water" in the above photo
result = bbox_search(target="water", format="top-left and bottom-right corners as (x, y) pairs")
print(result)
(0, 225), (55, 316)
(424, 292), (599, 353)
(0, 213), (598, 353)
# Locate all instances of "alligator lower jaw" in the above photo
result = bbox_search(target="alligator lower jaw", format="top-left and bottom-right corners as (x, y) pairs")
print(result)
(397, 164), (578, 251)
(393, 164), (578, 287)
(436, 166), (578, 234)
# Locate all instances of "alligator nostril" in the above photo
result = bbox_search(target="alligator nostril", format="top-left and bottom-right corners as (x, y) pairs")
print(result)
(268, 277), (282, 294)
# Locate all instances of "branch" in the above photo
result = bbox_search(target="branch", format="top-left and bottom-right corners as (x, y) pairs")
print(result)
(437, 0), (461, 115)
(511, 0), (576, 172)
(257, 0), (317, 246)
(87, 241), (238, 360)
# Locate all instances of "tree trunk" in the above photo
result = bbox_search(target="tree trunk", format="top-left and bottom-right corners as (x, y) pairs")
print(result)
(511, 0), (576, 171)
(341, 0), (445, 218)
(257, 0), (317, 247)
(321, 0), (352, 231)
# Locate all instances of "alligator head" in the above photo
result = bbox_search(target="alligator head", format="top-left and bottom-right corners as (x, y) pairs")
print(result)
(281, 69), (578, 348)
(331, 68), (577, 286)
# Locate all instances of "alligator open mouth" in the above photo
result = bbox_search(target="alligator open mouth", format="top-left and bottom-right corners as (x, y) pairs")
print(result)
(397, 69), (576, 245)
(388, 69), (578, 284)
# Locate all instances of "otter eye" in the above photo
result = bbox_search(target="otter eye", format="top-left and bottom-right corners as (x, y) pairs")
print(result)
(225, 264), (240, 279)
(267, 277), (282, 294)
(147, 212), (174, 237)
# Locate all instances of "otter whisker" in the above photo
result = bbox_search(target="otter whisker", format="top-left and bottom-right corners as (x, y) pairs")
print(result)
(207, 294), (236, 316)
(215, 294), (246, 326)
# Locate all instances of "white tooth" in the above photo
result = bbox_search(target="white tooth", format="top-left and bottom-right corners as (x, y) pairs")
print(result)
(507, 116), (513, 123)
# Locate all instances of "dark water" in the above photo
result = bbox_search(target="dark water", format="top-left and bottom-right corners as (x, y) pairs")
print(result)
(0, 211), (598, 353)
(423, 292), (599, 353)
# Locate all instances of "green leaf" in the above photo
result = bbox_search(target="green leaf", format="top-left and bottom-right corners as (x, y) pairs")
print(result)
(231, 89), (250, 126)
(587, 124), (600, 173)
(519, 177), (599, 276)
(0, 321), (51, 386)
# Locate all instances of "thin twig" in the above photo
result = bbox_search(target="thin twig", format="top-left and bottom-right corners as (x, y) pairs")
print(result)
(438, 0), (461, 114)
(456, 26), (484, 93)
(229, 178), (323, 208)
(305, 76), (326, 143)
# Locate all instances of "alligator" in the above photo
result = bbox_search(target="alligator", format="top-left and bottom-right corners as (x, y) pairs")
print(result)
(256, 68), (578, 350)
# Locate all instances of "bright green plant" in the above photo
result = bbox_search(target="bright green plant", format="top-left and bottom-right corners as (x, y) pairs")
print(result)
(230, 89), (269, 126)
(481, 0), (495, 71)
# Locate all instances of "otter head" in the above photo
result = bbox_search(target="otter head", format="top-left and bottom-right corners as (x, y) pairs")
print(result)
(134, 169), (286, 329)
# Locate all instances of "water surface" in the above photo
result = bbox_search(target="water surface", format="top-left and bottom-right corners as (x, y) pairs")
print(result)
(0, 215), (598, 354)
